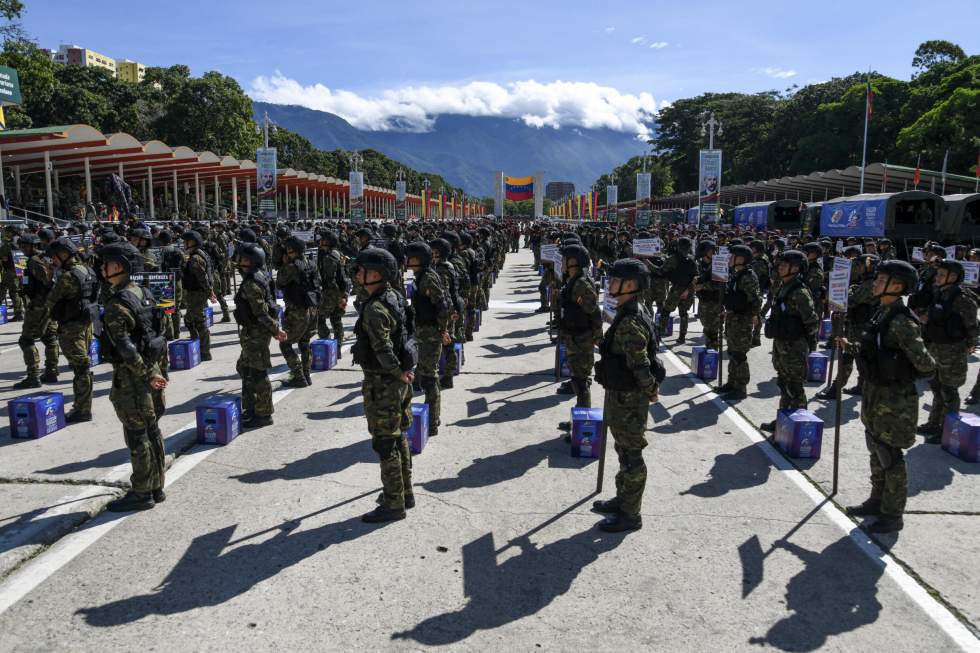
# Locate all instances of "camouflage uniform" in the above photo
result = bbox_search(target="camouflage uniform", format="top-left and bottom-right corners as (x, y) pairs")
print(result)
(317, 247), (347, 342)
(922, 284), (978, 429)
(446, 251), (471, 381)
(768, 276), (819, 410)
(752, 254), (773, 345)
(0, 236), (24, 319)
(596, 298), (661, 518)
(659, 251), (697, 340)
(234, 269), (279, 419)
(42, 261), (97, 415)
(103, 282), (166, 495)
(353, 286), (414, 510)
(805, 263), (825, 316)
(722, 267), (762, 392)
(558, 272), (602, 407)
(539, 261), (556, 310)
(695, 258), (725, 350)
(181, 248), (213, 358)
(834, 276), (877, 388)
(847, 301), (936, 517)
(411, 267), (450, 432)
(19, 254), (60, 381)
(277, 256), (318, 383)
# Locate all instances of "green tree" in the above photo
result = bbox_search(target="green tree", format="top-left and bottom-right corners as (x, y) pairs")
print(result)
(592, 154), (674, 201)
(913, 40), (967, 76)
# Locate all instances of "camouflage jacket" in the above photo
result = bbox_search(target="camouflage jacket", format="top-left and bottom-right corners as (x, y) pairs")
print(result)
(562, 273), (602, 340)
(104, 282), (160, 382)
(844, 299), (935, 379)
(606, 300), (659, 395)
(357, 286), (403, 378)
(413, 267), (450, 333)
(237, 272), (280, 337)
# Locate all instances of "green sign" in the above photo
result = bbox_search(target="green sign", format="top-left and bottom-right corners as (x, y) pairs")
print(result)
(0, 66), (21, 106)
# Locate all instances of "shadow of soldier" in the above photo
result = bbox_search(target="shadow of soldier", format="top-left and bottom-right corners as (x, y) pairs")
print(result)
(76, 511), (373, 627)
(906, 442), (980, 498)
(679, 443), (773, 498)
(747, 534), (884, 651)
(230, 439), (376, 484)
(391, 525), (624, 646)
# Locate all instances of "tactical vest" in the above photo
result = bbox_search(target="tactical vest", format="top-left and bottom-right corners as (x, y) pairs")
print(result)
(51, 264), (97, 324)
(281, 258), (319, 308)
(560, 275), (597, 334)
(23, 257), (50, 301)
(99, 285), (165, 365)
(846, 279), (877, 326)
(596, 301), (665, 391)
(908, 267), (937, 312)
(924, 286), (970, 344)
(696, 260), (723, 301)
(181, 250), (211, 291)
(161, 246), (185, 281)
(724, 268), (754, 314)
(667, 255), (697, 286)
(233, 271), (276, 326)
(352, 289), (417, 372)
(857, 304), (920, 385)
(411, 269), (441, 327)
(766, 277), (808, 341)
(437, 262), (463, 313)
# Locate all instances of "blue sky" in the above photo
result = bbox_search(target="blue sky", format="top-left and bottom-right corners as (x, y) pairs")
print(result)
(21, 0), (980, 134)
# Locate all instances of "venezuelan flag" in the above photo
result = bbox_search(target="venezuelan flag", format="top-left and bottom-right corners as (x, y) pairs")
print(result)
(505, 175), (534, 201)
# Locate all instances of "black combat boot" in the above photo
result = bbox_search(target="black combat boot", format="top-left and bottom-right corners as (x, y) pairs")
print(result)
(12, 376), (41, 389)
(555, 380), (574, 395)
(815, 382), (840, 400)
(362, 505), (407, 523)
(303, 371), (313, 386)
(598, 513), (642, 532)
(439, 375), (454, 389)
(844, 498), (881, 517)
(723, 387), (747, 400)
(676, 328), (687, 346)
(868, 515), (903, 534)
(66, 409), (93, 423)
(106, 491), (155, 512)
(40, 369), (59, 383)
(592, 497), (622, 514)
(152, 489), (167, 503)
(376, 492), (415, 509)
(714, 381), (733, 394)
(916, 422), (941, 436)
(842, 384), (862, 396)
(243, 414), (274, 429)
(759, 420), (777, 433)
(282, 375), (309, 389)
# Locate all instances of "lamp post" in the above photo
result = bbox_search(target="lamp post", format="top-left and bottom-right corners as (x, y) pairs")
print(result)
(700, 111), (722, 149)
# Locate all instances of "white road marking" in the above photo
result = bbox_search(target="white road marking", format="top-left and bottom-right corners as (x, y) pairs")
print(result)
(660, 348), (980, 651)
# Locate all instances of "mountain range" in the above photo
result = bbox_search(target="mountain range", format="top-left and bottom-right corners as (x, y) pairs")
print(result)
(252, 101), (652, 197)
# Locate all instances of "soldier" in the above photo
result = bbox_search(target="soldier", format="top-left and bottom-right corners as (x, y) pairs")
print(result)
(430, 237), (464, 379)
(694, 240), (724, 350)
(13, 234), (60, 389)
(749, 240), (771, 347)
(158, 230), (186, 340)
(592, 258), (664, 533)
(659, 236), (697, 344)
(41, 238), (98, 422)
(841, 261), (936, 533)
(0, 225), (24, 320)
(716, 245), (762, 400)
(351, 248), (417, 523)
(180, 231), (214, 361)
(441, 231), (469, 389)
(405, 241), (450, 438)
(129, 228), (159, 272)
(200, 225), (231, 323)
(803, 242), (826, 316)
(96, 242), (169, 512)
(277, 236), (320, 388)
(760, 250), (819, 432)
(234, 243), (288, 429)
(917, 259), (979, 443)
(316, 230), (350, 342)
(556, 244), (602, 432)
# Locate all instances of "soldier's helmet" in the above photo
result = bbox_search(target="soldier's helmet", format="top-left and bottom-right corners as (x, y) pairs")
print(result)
(318, 230), (339, 248)
(561, 244), (591, 270)
(181, 230), (203, 247)
(609, 258), (650, 290)
(696, 240), (717, 258)
(937, 259), (964, 284)
(777, 249), (807, 273)
(97, 242), (142, 274)
(238, 243), (266, 270)
(876, 260), (917, 294)
(429, 238), (452, 260)
(802, 242), (824, 257)
(440, 231), (461, 249)
(283, 236), (305, 255)
(405, 241), (433, 267)
(355, 247), (398, 282)
(47, 237), (78, 259)
(730, 244), (753, 265)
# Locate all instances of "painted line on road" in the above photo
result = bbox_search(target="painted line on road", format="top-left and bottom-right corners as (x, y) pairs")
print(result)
(660, 348), (980, 651)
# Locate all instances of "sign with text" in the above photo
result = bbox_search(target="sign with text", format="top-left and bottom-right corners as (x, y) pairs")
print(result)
(395, 180), (407, 220)
(349, 171), (365, 222)
(131, 272), (176, 312)
(819, 198), (886, 237)
(256, 147), (277, 216)
(699, 149), (722, 220)
(827, 258), (852, 312)
(963, 261), (979, 288)
(606, 185), (618, 222)
(711, 254), (730, 282)
(0, 65), (21, 106)
(632, 238), (663, 256)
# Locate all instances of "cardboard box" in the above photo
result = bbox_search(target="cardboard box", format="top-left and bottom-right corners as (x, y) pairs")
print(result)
(656, 312), (673, 336)
(557, 343), (572, 378)
(88, 338), (101, 366)
(407, 403), (429, 454)
(819, 318), (832, 341)
(691, 346), (719, 381)
(942, 413), (980, 463)
(774, 409), (823, 459)
(405, 282), (414, 299)
(570, 407), (604, 458)
(9, 393), (65, 439)
(0, 304), (6, 324)
(438, 343), (464, 376)
(807, 352), (828, 383)
(475, 308), (482, 331)
(205, 305), (214, 328)
(196, 396), (242, 445)
(311, 339), (338, 370)
(169, 339), (202, 370)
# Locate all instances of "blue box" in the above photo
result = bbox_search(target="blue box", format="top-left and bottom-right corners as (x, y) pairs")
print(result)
(196, 396), (242, 445)
(169, 339), (202, 370)
(656, 312), (674, 336)
(775, 409), (824, 459)
(311, 339), (338, 370)
(818, 318), (832, 341)
(0, 304), (6, 324)
(475, 308), (482, 332)
(538, 265), (543, 276)
(557, 343), (572, 378)
(691, 346), (719, 381)
(88, 338), (101, 366)
(277, 306), (285, 323)
(9, 393), (65, 439)
(276, 288), (283, 299)
(405, 282), (414, 299)
(807, 352), (828, 383)
(942, 413), (980, 463)
(438, 342), (464, 376)
(570, 407), (604, 458)
(407, 403), (429, 454)
(205, 305), (214, 328)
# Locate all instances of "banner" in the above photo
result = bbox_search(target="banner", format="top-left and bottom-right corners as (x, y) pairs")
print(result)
(828, 257), (852, 312)
(349, 171), (365, 222)
(395, 180), (406, 220)
(256, 147), (277, 216)
(819, 198), (887, 237)
(911, 246), (924, 263)
(131, 272), (177, 313)
(699, 149), (722, 220)
(0, 65), (22, 106)
(687, 206), (699, 225)
(964, 261), (979, 288)
(505, 175), (534, 201)
(636, 172), (652, 228)
(733, 205), (767, 229)
(711, 254), (730, 282)
(606, 185), (618, 221)
(540, 244), (563, 275)
(632, 238), (662, 256)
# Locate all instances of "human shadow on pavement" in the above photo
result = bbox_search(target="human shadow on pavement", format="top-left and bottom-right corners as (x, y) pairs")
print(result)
(747, 535), (883, 651)
(496, 312), (537, 321)
(230, 439), (375, 483)
(78, 511), (374, 626)
(0, 493), (118, 554)
(906, 443), (979, 498)
(750, 379), (781, 400)
(306, 402), (365, 420)
(487, 327), (547, 340)
(679, 443), (772, 498)
(451, 392), (566, 428)
(469, 374), (549, 394)
(481, 341), (552, 359)
(423, 440), (591, 494)
(392, 523), (624, 646)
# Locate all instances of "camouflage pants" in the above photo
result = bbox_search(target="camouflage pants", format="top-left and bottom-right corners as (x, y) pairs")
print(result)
(362, 373), (413, 509)
(604, 388), (651, 518)
(58, 320), (94, 413)
(317, 294), (345, 342)
(662, 287), (694, 335)
(239, 364), (273, 418)
(212, 273), (229, 316)
(864, 430), (907, 517)
(698, 299), (723, 350)
(925, 342), (967, 427)
(184, 292), (211, 356)
(442, 339), (459, 381)
(561, 331), (596, 380)
(416, 328), (443, 427)
(725, 313), (755, 389)
(167, 284), (183, 339)
(280, 305), (316, 378)
(19, 305), (59, 378)
(861, 381), (918, 449)
(772, 338), (808, 410)
(110, 368), (165, 493)
(1, 271), (22, 317)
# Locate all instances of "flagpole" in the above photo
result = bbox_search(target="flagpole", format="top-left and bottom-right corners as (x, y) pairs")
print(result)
(941, 149), (949, 195)
(859, 68), (871, 194)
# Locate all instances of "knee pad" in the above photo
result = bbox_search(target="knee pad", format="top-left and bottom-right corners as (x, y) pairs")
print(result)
(874, 442), (904, 471)
(372, 437), (398, 459)
(624, 450), (646, 472)
(278, 342), (295, 357)
(420, 375), (438, 393)
(730, 351), (748, 364)
(71, 364), (91, 376)
(18, 334), (33, 349)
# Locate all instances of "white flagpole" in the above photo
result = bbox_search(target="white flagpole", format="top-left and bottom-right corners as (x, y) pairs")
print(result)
(859, 68), (871, 194)
(941, 149), (949, 195)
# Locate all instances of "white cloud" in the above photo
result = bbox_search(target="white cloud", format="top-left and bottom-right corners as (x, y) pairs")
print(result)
(754, 66), (798, 79)
(250, 73), (659, 137)
(631, 36), (646, 44)
(604, 26), (615, 33)
(648, 41), (668, 49)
